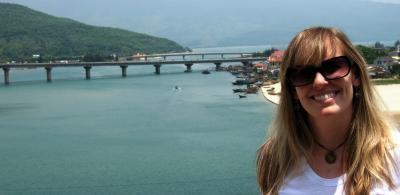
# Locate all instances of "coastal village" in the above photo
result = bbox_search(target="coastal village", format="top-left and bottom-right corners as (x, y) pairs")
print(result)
(226, 50), (283, 99)
(225, 45), (400, 123)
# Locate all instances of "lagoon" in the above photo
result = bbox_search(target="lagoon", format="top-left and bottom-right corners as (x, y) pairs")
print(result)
(0, 47), (276, 195)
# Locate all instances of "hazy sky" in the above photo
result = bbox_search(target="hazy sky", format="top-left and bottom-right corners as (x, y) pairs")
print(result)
(1, 0), (400, 47)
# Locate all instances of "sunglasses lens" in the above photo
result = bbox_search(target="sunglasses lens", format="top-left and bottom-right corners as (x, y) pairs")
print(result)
(288, 56), (351, 87)
(321, 57), (351, 79)
(289, 67), (315, 87)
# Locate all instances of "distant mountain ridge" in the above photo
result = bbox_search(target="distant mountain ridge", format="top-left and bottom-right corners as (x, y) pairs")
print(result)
(0, 3), (187, 62)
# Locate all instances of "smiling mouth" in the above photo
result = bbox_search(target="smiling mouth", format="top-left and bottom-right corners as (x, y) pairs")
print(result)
(312, 91), (338, 101)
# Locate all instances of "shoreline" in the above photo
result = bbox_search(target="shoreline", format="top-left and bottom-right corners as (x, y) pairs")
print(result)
(261, 83), (400, 124)
(261, 82), (281, 105)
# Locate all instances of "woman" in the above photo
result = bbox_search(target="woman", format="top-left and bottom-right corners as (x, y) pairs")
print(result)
(256, 26), (399, 194)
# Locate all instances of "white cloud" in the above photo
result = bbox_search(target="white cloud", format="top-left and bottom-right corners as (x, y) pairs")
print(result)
(368, 0), (400, 4)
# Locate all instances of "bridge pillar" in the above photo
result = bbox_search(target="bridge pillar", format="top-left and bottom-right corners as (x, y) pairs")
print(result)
(221, 54), (224, 59)
(45, 67), (52, 82)
(154, 64), (161, 75)
(84, 66), (92, 80)
(214, 62), (222, 71)
(185, 63), (193, 73)
(2, 67), (10, 85)
(120, 65), (128, 77)
(202, 54), (205, 59)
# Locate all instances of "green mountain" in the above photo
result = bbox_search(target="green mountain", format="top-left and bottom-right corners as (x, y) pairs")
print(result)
(0, 3), (187, 62)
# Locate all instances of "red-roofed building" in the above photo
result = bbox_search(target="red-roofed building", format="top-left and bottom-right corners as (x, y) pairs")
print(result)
(254, 62), (267, 72)
(268, 50), (285, 67)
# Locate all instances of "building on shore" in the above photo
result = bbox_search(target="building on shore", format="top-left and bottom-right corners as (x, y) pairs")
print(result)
(268, 50), (285, 67)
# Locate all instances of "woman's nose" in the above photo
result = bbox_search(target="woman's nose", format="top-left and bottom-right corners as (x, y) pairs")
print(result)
(313, 72), (328, 88)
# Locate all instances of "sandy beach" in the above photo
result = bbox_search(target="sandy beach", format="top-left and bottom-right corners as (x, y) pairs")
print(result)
(261, 83), (400, 123)
(261, 82), (281, 105)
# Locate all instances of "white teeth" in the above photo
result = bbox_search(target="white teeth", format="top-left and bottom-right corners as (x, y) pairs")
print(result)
(314, 92), (335, 101)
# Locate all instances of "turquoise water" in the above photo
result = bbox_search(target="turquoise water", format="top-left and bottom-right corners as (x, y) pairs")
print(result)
(0, 48), (276, 194)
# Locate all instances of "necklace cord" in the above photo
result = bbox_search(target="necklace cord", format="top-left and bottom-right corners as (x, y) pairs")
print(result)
(314, 139), (347, 164)
(314, 139), (346, 152)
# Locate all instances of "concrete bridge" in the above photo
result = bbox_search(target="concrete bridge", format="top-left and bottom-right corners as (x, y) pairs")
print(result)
(0, 56), (265, 85)
(127, 52), (254, 61)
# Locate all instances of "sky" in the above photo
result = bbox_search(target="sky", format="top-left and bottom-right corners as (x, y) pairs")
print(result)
(1, 0), (400, 47)
(369, 0), (400, 4)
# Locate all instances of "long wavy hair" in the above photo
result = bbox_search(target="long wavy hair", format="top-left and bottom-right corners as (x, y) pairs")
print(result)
(256, 26), (397, 194)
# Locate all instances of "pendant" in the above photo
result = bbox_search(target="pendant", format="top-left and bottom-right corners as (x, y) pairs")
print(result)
(325, 151), (336, 164)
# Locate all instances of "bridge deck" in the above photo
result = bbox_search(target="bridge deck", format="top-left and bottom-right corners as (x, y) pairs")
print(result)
(0, 57), (265, 68)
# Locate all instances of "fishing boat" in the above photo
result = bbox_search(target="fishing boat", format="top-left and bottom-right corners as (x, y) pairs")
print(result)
(233, 88), (246, 93)
(239, 94), (247, 98)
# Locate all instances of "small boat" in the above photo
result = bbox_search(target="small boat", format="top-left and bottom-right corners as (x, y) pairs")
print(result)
(232, 79), (255, 85)
(233, 88), (246, 93)
(239, 94), (247, 98)
(202, 70), (210, 74)
(173, 85), (181, 91)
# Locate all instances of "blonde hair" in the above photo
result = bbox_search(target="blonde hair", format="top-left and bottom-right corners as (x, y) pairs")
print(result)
(256, 26), (397, 194)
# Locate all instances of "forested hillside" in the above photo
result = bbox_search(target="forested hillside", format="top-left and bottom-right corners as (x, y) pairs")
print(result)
(0, 3), (187, 62)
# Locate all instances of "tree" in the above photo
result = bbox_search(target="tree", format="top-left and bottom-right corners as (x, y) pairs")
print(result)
(83, 53), (105, 62)
(252, 52), (266, 57)
(395, 40), (400, 48)
(391, 65), (400, 76)
(355, 45), (389, 64)
(37, 55), (43, 63)
(263, 48), (278, 57)
(374, 41), (384, 49)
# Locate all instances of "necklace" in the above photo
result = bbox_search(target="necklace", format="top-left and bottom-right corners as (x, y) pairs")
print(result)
(314, 139), (346, 164)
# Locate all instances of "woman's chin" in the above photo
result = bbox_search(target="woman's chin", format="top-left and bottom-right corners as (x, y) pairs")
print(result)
(318, 105), (346, 116)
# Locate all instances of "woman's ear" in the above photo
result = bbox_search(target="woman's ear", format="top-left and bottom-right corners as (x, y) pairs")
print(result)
(352, 76), (360, 87)
(352, 70), (360, 87)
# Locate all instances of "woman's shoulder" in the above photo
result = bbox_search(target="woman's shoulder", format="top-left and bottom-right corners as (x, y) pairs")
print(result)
(391, 128), (400, 156)
(391, 128), (400, 152)
(363, 129), (400, 194)
(388, 128), (400, 192)
(388, 128), (400, 168)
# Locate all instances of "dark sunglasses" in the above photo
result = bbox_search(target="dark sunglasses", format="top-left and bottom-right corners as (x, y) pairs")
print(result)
(286, 56), (352, 87)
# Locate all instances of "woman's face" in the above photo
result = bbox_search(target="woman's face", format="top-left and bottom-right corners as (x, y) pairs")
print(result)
(293, 46), (360, 118)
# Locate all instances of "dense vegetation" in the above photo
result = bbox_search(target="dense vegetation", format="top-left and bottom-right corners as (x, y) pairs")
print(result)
(373, 79), (400, 85)
(252, 48), (278, 58)
(0, 3), (187, 62)
(355, 44), (390, 64)
(355, 42), (400, 76)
